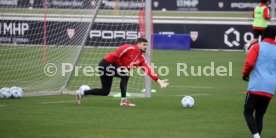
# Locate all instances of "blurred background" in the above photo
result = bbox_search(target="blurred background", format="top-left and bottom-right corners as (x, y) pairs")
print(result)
(1, 0), (275, 51)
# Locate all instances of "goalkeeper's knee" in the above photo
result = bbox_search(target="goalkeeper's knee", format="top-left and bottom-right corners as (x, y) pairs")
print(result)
(101, 89), (110, 96)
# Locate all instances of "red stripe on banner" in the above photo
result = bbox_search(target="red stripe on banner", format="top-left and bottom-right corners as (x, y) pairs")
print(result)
(43, 0), (47, 64)
(138, 5), (145, 37)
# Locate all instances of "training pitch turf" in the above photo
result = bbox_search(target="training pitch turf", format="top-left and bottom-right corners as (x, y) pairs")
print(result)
(0, 50), (276, 138)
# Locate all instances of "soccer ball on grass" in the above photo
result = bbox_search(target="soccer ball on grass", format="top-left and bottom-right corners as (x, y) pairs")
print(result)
(79, 85), (90, 92)
(1, 87), (12, 99)
(181, 96), (194, 108)
(10, 86), (23, 99)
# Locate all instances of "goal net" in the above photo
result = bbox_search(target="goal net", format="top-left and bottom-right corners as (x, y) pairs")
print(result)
(0, 0), (149, 96)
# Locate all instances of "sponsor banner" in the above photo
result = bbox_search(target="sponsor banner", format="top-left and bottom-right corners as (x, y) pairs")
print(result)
(154, 34), (191, 50)
(154, 23), (257, 49)
(47, 0), (95, 9)
(152, 0), (261, 11)
(101, 0), (143, 10)
(0, 20), (89, 45)
(88, 24), (140, 46)
(47, 0), (143, 9)
(0, 20), (139, 46)
(0, 0), (265, 11)
(0, 0), (29, 8)
(0, 0), (44, 8)
(0, 0), (143, 9)
(0, 21), (37, 44)
(155, 24), (276, 50)
(1, 19), (275, 50)
(0, 0), (18, 6)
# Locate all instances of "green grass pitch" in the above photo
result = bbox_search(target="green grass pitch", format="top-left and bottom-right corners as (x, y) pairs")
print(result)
(0, 50), (276, 138)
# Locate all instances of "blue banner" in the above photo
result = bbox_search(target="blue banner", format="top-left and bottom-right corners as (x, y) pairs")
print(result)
(154, 34), (191, 50)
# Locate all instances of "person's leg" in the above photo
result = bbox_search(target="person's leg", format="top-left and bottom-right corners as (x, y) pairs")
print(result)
(115, 68), (135, 106)
(119, 76), (129, 98)
(243, 93), (259, 135)
(76, 59), (115, 105)
(84, 59), (114, 96)
(255, 96), (271, 134)
(114, 67), (129, 98)
(84, 75), (113, 96)
(75, 59), (118, 105)
(251, 30), (262, 44)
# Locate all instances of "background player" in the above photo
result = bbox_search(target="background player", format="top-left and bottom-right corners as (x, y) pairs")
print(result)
(242, 27), (276, 138)
(244, 0), (271, 53)
(76, 38), (169, 106)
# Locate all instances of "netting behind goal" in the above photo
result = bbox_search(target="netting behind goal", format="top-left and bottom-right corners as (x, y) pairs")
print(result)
(0, 0), (147, 94)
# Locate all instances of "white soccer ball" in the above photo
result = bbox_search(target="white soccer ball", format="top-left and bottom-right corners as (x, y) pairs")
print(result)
(181, 96), (195, 108)
(10, 86), (23, 99)
(0, 89), (3, 98)
(1, 87), (12, 99)
(79, 85), (90, 92)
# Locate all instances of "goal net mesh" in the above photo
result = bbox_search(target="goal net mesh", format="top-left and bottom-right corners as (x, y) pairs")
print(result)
(0, 0), (146, 95)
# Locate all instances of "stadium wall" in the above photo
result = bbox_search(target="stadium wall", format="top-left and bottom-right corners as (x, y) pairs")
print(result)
(0, 0), (261, 11)
(1, 18), (276, 50)
(152, 0), (261, 11)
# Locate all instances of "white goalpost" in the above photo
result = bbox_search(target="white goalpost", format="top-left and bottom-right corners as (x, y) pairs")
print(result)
(144, 0), (152, 97)
(62, 0), (103, 93)
(0, 0), (152, 97)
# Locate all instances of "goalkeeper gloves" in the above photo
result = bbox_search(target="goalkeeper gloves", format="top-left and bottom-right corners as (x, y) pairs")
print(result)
(157, 79), (169, 88)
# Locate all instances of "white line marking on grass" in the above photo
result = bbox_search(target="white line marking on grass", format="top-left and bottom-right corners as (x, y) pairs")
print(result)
(174, 93), (211, 97)
(170, 85), (213, 89)
(41, 100), (75, 104)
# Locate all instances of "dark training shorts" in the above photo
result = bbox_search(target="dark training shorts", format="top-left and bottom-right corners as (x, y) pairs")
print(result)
(253, 29), (264, 39)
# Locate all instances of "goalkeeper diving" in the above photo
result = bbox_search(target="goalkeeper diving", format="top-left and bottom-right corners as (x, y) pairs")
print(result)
(76, 38), (169, 106)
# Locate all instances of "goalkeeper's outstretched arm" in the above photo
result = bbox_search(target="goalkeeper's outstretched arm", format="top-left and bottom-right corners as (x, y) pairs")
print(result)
(140, 57), (169, 88)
